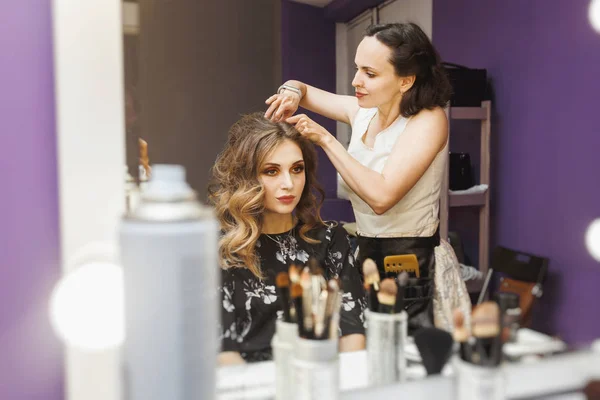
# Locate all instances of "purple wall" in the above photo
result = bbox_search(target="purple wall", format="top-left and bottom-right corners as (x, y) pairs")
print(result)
(281, 0), (357, 222)
(281, 0), (337, 199)
(433, 0), (600, 344)
(0, 2), (64, 399)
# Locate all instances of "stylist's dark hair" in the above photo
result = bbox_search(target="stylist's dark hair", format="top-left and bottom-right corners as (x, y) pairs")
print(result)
(365, 22), (452, 118)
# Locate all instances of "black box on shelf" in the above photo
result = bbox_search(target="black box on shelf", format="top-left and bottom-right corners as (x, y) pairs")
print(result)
(443, 62), (489, 107)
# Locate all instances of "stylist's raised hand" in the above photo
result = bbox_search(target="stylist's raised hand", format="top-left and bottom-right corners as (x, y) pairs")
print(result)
(265, 90), (300, 123)
(286, 114), (332, 147)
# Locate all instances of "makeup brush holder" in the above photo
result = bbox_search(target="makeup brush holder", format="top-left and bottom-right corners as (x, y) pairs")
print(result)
(454, 357), (506, 400)
(272, 320), (299, 400)
(292, 337), (339, 400)
(365, 309), (408, 385)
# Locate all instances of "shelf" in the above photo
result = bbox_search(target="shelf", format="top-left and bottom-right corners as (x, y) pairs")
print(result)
(449, 106), (488, 120)
(441, 101), (491, 301)
(449, 185), (488, 207)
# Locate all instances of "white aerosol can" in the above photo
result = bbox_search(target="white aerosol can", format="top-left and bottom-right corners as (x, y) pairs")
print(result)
(119, 164), (219, 400)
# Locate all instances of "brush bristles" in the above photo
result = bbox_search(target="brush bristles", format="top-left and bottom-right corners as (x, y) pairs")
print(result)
(289, 264), (300, 283)
(472, 302), (500, 338)
(377, 279), (397, 306)
(328, 279), (339, 292)
(414, 328), (455, 375)
(291, 283), (302, 298)
(377, 292), (396, 306)
(276, 272), (290, 288)
(300, 269), (311, 286)
(473, 324), (500, 338)
(453, 309), (469, 342)
(454, 327), (469, 342)
(365, 274), (380, 287)
(290, 260), (345, 340)
(308, 257), (320, 274)
(362, 258), (379, 281)
(380, 279), (397, 295)
(453, 308), (464, 326)
(397, 271), (409, 286)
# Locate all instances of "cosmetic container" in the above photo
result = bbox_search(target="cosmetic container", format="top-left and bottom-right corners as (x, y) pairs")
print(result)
(292, 337), (339, 400)
(365, 309), (408, 385)
(272, 320), (299, 400)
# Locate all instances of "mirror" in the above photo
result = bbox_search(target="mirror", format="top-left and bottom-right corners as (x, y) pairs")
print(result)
(52, 0), (598, 397)
(118, 0), (439, 391)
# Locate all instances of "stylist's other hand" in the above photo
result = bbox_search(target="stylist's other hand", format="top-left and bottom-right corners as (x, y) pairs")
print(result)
(286, 114), (331, 147)
(265, 90), (300, 122)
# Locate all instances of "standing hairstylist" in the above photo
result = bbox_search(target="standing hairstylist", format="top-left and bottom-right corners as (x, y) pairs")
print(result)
(265, 22), (470, 332)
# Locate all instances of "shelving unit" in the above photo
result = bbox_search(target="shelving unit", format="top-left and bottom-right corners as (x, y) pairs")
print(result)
(440, 100), (491, 293)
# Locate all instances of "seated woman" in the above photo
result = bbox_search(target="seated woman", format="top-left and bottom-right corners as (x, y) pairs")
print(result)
(209, 112), (366, 365)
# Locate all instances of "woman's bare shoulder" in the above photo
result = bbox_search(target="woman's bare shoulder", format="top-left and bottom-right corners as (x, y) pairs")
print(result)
(411, 106), (448, 125)
(403, 107), (448, 151)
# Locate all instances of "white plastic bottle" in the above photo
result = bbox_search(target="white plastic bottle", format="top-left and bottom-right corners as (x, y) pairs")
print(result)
(119, 164), (219, 400)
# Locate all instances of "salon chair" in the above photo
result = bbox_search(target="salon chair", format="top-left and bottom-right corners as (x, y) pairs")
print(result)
(478, 246), (549, 327)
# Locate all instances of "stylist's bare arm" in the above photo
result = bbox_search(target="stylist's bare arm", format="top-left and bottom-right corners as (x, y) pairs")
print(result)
(265, 80), (358, 124)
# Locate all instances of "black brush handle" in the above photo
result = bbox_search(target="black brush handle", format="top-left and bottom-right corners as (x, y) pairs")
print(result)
(377, 303), (395, 314)
(395, 284), (405, 312)
(275, 286), (292, 323)
(459, 341), (472, 363)
(293, 297), (304, 337)
(368, 285), (379, 311)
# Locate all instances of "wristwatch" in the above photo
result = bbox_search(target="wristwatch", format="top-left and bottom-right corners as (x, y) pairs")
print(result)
(277, 84), (302, 98)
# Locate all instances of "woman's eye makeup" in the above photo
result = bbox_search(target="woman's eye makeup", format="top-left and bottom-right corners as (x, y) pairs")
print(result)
(355, 65), (376, 78)
(261, 162), (304, 176)
(263, 168), (278, 176)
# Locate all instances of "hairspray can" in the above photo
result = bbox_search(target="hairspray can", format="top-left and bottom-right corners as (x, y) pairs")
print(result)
(119, 164), (219, 400)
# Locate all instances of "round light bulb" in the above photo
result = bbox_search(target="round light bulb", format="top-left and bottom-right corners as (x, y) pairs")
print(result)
(585, 218), (600, 262)
(590, 0), (600, 33)
(49, 261), (124, 351)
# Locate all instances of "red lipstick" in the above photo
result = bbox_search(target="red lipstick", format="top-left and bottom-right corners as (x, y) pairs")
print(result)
(277, 196), (295, 204)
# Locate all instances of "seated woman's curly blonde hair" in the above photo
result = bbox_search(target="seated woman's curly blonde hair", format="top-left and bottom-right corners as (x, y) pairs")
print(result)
(208, 112), (325, 279)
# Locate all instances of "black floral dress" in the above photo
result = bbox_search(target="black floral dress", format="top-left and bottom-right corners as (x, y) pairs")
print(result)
(219, 222), (366, 362)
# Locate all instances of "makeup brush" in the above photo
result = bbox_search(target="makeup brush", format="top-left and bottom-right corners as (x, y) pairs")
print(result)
(472, 301), (502, 366)
(291, 282), (304, 334)
(312, 266), (327, 313)
(395, 272), (409, 312)
(313, 289), (329, 339)
(363, 258), (380, 311)
(306, 258), (324, 312)
(328, 279), (343, 339)
(287, 265), (301, 322)
(300, 269), (314, 338)
(414, 327), (455, 375)
(288, 264), (300, 284)
(453, 308), (472, 362)
(138, 138), (151, 179)
(307, 257), (320, 274)
(323, 279), (340, 339)
(377, 278), (397, 314)
(276, 272), (291, 323)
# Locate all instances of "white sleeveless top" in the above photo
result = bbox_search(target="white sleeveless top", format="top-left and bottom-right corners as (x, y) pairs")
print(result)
(338, 107), (447, 238)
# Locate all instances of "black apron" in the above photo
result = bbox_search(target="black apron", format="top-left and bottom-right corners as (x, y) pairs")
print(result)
(357, 229), (440, 334)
